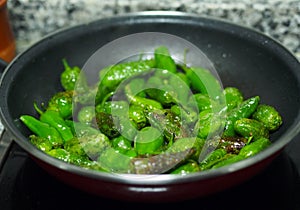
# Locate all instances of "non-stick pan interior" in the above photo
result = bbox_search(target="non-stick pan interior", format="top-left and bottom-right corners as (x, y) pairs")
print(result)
(1, 12), (300, 171)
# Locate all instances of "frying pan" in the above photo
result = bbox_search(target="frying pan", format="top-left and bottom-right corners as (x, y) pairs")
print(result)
(0, 11), (300, 202)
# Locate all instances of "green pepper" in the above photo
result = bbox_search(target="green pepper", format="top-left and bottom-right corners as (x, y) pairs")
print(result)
(125, 77), (147, 98)
(192, 93), (214, 112)
(223, 96), (260, 137)
(79, 133), (111, 160)
(166, 137), (205, 161)
(211, 154), (244, 169)
(134, 126), (164, 155)
(170, 160), (200, 175)
(197, 110), (224, 139)
(96, 100), (129, 116)
(63, 137), (87, 157)
(146, 109), (192, 142)
(224, 87), (244, 111)
(77, 106), (95, 126)
(170, 104), (198, 125)
(234, 118), (269, 140)
(112, 136), (133, 153)
(35, 104), (74, 143)
(97, 147), (132, 173)
(127, 94), (163, 111)
(128, 105), (147, 130)
(47, 90), (74, 119)
(66, 120), (100, 137)
(183, 66), (223, 101)
(154, 45), (177, 73)
(60, 58), (81, 91)
(199, 148), (227, 170)
(29, 135), (53, 152)
(47, 148), (94, 169)
(131, 148), (196, 174)
(252, 104), (283, 131)
(95, 112), (121, 138)
(96, 59), (155, 104)
(239, 137), (271, 158)
(20, 115), (64, 147)
(145, 85), (176, 106)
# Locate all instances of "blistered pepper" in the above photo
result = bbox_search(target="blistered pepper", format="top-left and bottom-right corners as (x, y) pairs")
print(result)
(35, 104), (74, 142)
(20, 115), (64, 147)
(223, 96), (260, 137)
(60, 58), (81, 91)
(96, 59), (155, 104)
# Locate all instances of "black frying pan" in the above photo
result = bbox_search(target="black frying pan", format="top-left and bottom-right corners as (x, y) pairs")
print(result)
(0, 11), (300, 202)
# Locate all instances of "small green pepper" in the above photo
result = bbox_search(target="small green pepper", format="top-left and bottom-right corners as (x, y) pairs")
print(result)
(60, 58), (81, 91)
(199, 148), (227, 170)
(134, 126), (164, 155)
(252, 104), (283, 131)
(97, 147), (132, 173)
(29, 135), (53, 152)
(96, 100), (129, 116)
(170, 104), (198, 125)
(128, 94), (163, 111)
(183, 66), (223, 101)
(223, 96), (260, 137)
(154, 45), (177, 73)
(66, 120), (100, 137)
(170, 160), (200, 175)
(211, 154), (244, 169)
(96, 59), (155, 104)
(35, 105), (74, 143)
(128, 105), (147, 130)
(79, 133), (111, 160)
(20, 115), (64, 147)
(234, 118), (269, 140)
(239, 137), (271, 158)
(166, 137), (205, 161)
(95, 112), (121, 138)
(192, 93), (214, 112)
(146, 109), (191, 142)
(112, 136), (133, 154)
(125, 77), (147, 98)
(47, 90), (74, 119)
(77, 106), (95, 126)
(63, 137), (87, 157)
(224, 87), (244, 111)
(197, 110), (224, 139)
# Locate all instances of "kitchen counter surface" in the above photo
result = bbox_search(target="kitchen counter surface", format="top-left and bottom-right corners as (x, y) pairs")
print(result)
(6, 0), (300, 59)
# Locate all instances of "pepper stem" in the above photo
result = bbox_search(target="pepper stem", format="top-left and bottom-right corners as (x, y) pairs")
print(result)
(33, 102), (44, 115)
(62, 58), (71, 71)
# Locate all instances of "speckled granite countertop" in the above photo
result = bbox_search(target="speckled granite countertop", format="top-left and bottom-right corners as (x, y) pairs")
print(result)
(6, 0), (300, 60)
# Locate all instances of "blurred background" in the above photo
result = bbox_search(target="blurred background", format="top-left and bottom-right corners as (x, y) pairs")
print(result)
(2, 0), (300, 61)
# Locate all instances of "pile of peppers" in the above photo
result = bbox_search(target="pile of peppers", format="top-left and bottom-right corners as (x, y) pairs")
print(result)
(20, 46), (283, 175)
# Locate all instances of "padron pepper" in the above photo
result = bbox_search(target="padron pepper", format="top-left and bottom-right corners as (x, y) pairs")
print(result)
(223, 96), (260, 137)
(47, 90), (74, 119)
(154, 45), (177, 73)
(20, 115), (64, 147)
(60, 58), (81, 91)
(35, 103), (74, 142)
(170, 160), (200, 175)
(96, 59), (155, 104)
